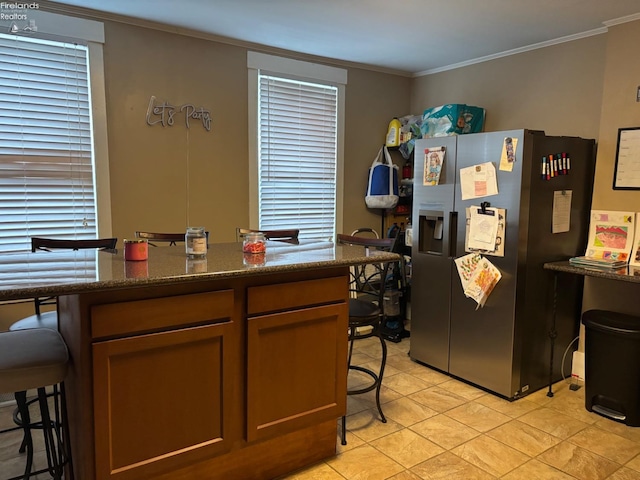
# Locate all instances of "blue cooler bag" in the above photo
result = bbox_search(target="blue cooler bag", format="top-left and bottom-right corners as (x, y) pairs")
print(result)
(365, 146), (399, 209)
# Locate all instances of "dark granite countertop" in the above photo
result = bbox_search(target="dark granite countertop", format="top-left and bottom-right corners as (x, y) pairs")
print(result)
(0, 240), (401, 301)
(544, 260), (640, 284)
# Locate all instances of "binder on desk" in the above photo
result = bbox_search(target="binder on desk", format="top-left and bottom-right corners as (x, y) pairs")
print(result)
(569, 256), (628, 270)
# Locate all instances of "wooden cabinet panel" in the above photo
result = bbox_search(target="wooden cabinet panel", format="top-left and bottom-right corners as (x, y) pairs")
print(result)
(247, 276), (347, 315)
(92, 322), (236, 480)
(247, 303), (347, 442)
(91, 290), (234, 339)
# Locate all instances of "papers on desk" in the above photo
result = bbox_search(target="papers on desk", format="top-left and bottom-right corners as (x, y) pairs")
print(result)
(569, 256), (628, 270)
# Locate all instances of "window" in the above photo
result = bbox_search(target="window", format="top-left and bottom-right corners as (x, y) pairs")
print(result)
(248, 52), (346, 241)
(0, 11), (108, 254)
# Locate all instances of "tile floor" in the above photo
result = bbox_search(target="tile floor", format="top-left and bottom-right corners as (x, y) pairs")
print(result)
(2, 336), (640, 479)
(279, 337), (640, 480)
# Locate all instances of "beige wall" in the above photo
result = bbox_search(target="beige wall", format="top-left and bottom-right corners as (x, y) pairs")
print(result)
(101, 21), (411, 244)
(103, 22), (249, 243)
(410, 35), (606, 140)
(583, 20), (640, 317)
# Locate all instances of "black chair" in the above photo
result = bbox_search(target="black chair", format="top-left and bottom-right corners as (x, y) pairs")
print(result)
(0, 329), (73, 480)
(9, 237), (118, 332)
(135, 231), (211, 247)
(336, 233), (398, 445)
(236, 228), (300, 244)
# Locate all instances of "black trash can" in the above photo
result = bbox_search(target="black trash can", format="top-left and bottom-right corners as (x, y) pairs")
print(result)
(582, 309), (640, 426)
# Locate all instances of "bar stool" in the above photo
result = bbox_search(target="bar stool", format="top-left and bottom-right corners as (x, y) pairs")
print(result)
(336, 234), (397, 445)
(0, 329), (73, 480)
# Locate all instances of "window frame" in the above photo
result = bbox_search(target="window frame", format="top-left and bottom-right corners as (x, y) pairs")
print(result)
(0, 10), (111, 252)
(247, 52), (346, 241)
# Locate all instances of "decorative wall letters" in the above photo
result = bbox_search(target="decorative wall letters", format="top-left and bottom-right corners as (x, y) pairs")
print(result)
(146, 96), (212, 131)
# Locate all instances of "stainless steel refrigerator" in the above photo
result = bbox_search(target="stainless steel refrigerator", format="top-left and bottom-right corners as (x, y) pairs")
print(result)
(409, 129), (595, 399)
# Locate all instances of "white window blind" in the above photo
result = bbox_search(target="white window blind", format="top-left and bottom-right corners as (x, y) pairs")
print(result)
(0, 33), (96, 253)
(258, 74), (337, 241)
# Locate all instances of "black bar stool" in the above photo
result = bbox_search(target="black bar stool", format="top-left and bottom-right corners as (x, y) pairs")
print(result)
(336, 234), (397, 445)
(0, 329), (73, 480)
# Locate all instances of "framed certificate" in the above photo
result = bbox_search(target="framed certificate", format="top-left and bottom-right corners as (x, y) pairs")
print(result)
(613, 127), (640, 190)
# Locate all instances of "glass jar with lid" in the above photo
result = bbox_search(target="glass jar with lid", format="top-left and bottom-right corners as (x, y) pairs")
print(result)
(185, 227), (207, 258)
(242, 232), (266, 254)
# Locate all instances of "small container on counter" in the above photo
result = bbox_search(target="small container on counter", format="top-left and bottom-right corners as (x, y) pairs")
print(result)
(242, 232), (266, 254)
(186, 257), (208, 274)
(124, 239), (148, 261)
(125, 260), (149, 279)
(185, 227), (207, 258)
(243, 252), (266, 267)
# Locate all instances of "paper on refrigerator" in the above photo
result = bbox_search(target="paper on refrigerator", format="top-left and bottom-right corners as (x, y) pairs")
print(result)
(423, 147), (445, 186)
(552, 190), (572, 234)
(464, 207), (506, 257)
(460, 162), (498, 200)
(467, 206), (499, 251)
(454, 253), (502, 309)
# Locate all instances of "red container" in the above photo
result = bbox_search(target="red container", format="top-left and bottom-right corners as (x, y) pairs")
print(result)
(124, 239), (148, 261)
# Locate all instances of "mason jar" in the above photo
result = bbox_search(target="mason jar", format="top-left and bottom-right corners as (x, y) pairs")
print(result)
(242, 232), (266, 254)
(185, 227), (207, 258)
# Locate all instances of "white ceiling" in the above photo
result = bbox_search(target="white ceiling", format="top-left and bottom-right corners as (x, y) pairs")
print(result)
(49, 0), (640, 75)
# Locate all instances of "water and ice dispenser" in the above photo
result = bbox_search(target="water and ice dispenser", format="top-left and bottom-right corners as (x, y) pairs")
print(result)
(417, 210), (445, 255)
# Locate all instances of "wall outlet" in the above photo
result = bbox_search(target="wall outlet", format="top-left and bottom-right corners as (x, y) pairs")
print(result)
(572, 351), (585, 381)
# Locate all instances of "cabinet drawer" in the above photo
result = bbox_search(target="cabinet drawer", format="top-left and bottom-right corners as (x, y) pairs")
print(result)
(91, 290), (234, 339)
(247, 276), (347, 316)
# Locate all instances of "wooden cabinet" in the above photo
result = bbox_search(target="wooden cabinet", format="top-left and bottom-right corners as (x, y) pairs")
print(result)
(91, 291), (239, 480)
(246, 277), (348, 442)
(60, 268), (349, 480)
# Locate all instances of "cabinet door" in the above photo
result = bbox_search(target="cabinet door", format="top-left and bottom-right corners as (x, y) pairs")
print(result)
(247, 303), (347, 442)
(93, 322), (235, 480)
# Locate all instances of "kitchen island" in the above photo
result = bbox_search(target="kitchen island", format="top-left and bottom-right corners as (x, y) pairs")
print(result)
(0, 240), (399, 480)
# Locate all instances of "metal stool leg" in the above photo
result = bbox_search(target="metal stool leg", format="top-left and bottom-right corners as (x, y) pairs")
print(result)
(59, 383), (74, 480)
(374, 330), (387, 423)
(14, 390), (34, 480)
(341, 324), (387, 445)
(37, 387), (64, 480)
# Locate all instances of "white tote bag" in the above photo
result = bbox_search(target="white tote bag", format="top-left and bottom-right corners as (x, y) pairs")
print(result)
(365, 146), (399, 209)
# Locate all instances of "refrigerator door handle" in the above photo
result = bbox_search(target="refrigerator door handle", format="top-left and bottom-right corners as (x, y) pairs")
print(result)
(448, 211), (458, 258)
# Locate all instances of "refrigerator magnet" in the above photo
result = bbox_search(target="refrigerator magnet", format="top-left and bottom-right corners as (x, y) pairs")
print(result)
(499, 137), (518, 172)
(423, 147), (445, 186)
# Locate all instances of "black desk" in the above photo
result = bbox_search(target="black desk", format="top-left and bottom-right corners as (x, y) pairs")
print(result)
(543, 261), (640, 396)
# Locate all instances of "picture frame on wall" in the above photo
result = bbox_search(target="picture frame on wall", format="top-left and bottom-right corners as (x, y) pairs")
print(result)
(613, 127), (640, 190)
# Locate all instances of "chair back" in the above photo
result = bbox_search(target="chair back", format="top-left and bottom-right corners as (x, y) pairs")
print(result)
(135, 231), (211, 247)
(236, 228), (300, 244)
(135, 231), (184, 247)
(350, 227), (379, 239)
(31, 237), (118, 252)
